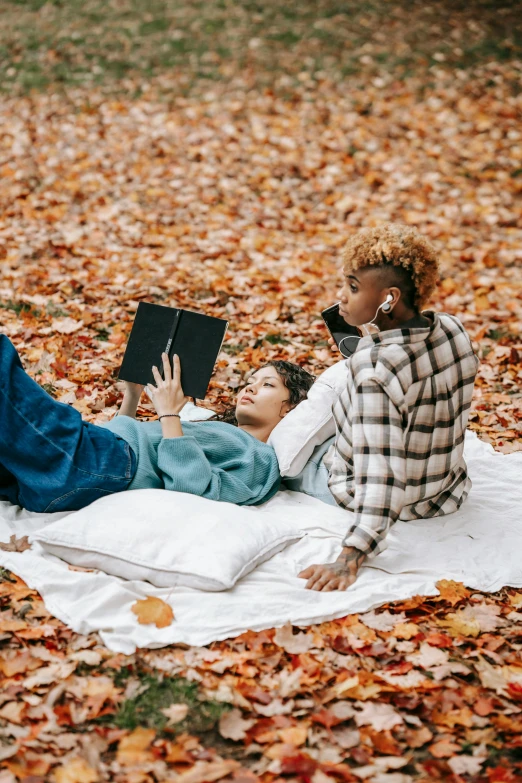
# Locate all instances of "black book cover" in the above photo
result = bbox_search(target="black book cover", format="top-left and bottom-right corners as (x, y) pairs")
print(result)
(118, 302), (228, 399)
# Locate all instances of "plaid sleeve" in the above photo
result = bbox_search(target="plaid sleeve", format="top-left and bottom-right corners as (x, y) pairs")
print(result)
(329, 379), (407, 558)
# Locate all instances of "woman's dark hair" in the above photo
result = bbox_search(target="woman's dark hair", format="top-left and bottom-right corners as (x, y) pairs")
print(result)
(209, 360), (315, 427)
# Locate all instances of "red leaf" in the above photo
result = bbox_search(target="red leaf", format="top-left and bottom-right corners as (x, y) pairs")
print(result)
(237, 683), (272, 705)
(507, 682), (522, 701)
(424, 631), (453, 648)
(280, 753), (318, 781)
(384, 660), (413, 675)
(474, 696), (497, 716)
(310, 708), (343, 730)
(487, 767), (521, 782)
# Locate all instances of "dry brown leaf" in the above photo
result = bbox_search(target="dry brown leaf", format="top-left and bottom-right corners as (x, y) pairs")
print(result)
(161, 703), (189, 725)
(218, 708), (256, 741)
(434, 580), (471, 605)
(176, 760), (240, 783)
(428, 739), (461, 758)
(54, 758), (99, 783)
(354, 702), (403, 732)
(0, 618), (29, 632)
(331, 726), (361, 749)
(404, 726), (433, 749)
(439, 603), (505, 637)
(393, 622), (420, 640)
(23, 660), (77, 689)
(52, 317), (83, 334)
(438, 613), (481, 638)
(432, 706), (474, 728)
(68, 565), (98, 573)
(131, 596), (174, 628)
(0, 535), (31, 553)
(448, 755), (486, 776)
(0, 701), (26, 724)
(377, 670), (430, 690)
(116, 727), (156, 765)
(278, 725), (308, 747)
(6, 753), (51, 778)
(359, 610), (406, 631)
(406, 642), (449, 669)
(273, 623), (315, 653)
(0, 649), (43, 677)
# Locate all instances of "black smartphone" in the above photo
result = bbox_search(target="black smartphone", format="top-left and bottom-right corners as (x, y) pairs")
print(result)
(321, 303), (361, 358)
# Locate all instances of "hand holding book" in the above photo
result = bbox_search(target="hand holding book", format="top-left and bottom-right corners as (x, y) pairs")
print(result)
(148, 353), (190, 418)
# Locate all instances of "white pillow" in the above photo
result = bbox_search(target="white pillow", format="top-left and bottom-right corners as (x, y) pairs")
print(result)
(30, 490), (303, 591)
(268, 360), (349, 477)
(179, 401), (215, 421)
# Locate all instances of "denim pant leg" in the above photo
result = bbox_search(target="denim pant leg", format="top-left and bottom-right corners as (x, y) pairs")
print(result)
(0, 462), (17, 503)
(0, 334), (136, 512)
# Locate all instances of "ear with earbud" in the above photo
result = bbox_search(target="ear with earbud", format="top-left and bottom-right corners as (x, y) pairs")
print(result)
(380, 294), (394, 313)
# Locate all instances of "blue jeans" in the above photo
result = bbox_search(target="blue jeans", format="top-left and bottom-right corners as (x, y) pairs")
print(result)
(0, 335), (136, 513)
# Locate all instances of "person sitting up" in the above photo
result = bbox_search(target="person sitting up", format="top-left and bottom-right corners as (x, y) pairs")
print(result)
(0, 335), (314, 513)
(297, 223), (480, 592)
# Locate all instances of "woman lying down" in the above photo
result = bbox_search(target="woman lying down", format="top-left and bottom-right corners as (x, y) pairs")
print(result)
(0, 334), (314, 513)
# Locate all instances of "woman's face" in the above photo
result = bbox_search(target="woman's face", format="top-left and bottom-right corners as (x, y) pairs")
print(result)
(235, 367), (292, 430)
(337, 266), (390, 328)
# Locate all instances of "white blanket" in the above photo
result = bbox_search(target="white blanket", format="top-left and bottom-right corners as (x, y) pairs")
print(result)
(1, 432), (521, 654)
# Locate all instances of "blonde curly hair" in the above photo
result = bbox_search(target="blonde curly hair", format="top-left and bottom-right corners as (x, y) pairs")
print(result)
(341, 224), (439, 310)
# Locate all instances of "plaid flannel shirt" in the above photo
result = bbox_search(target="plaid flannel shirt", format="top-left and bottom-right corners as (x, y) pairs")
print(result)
(323, 312), (479, 558)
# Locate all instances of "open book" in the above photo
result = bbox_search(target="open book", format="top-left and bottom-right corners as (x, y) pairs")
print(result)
(118, 302), (228, 400)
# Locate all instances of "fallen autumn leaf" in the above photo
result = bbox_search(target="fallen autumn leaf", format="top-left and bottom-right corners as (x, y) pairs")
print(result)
(131, 596), (175, 628)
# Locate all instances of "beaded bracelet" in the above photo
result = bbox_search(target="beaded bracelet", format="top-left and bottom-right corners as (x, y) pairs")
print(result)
(159, 414), (181, 421)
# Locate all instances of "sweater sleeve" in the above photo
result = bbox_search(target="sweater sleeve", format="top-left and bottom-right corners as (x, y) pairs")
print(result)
(156, 435), (275, 505)
(329, 379), (407, 557)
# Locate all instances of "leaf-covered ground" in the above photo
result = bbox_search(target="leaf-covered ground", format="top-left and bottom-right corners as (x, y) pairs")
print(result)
(1, 1), (522, 780)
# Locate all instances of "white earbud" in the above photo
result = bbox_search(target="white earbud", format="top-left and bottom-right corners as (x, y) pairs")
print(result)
(380, 294), (394, 313)
(338, 294), (395, 352)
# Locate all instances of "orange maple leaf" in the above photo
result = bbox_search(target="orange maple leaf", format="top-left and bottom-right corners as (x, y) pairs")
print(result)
(131, 596), (174, 628)
(434, 579), (470, 605)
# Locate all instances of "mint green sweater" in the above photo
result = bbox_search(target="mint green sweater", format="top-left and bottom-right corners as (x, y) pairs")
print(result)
(102, 416), (281, 506)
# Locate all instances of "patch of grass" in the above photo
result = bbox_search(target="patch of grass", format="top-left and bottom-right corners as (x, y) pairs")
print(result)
(0, 0), (520, 96)
(264, 333), (290, 345)
(0, 299), (32, 315)
(114, 674), (229, 733)
(486, 328), (504, 341)
(46, 303), (69, 318)
(94, 327), (110, 342)
(41, 382), (57, 396)
(266, 30), (301, 46)
(140, 18), (170, 35)
(111, 663), (136, 688)
(485, 327), (519, 342)
(223, 342), (247, 355)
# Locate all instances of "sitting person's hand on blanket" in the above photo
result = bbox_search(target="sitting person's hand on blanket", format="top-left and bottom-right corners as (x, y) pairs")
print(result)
(299, 546), (366, 591)
(294, 224), (479, 591)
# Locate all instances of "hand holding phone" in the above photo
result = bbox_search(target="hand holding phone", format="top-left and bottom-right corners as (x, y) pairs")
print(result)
(321, 303), (361, 358)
